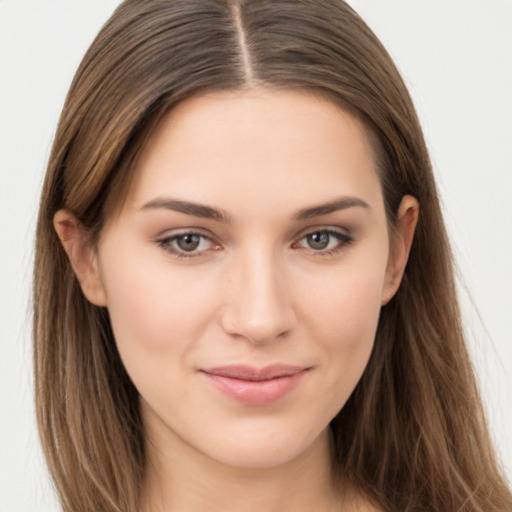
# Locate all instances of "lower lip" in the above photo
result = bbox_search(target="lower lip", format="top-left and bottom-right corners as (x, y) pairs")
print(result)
(201, 370), (308, 406)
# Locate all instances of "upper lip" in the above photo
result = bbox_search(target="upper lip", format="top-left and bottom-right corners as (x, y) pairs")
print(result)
(200, 365), (309, 381)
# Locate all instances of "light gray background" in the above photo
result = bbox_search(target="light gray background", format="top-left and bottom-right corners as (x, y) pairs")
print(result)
(1, 1), (511, 510)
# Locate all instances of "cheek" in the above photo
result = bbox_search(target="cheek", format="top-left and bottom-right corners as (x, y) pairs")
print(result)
(99, 241), (219, 360)
(100, 255), (224, 411)
(321, 278), (381, 378)
(296, 256), (387, 404)
(301, 261), (385, 348)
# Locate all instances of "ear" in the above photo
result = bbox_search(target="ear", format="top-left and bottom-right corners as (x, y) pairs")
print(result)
(53, 210), (107, 306)
(381, 195), (419, 305)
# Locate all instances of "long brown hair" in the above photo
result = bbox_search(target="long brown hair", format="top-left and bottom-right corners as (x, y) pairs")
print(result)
(33, 1), (512, 511)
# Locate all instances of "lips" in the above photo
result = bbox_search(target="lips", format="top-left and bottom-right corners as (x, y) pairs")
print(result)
(200, 365), (309, 406)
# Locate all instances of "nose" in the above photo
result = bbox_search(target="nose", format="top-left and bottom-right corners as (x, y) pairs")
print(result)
(219, 248), (297, 345)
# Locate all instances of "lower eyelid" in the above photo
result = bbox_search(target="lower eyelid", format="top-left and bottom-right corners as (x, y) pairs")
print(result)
(156, 232), (222, 257)
(293, 229), (354, 253)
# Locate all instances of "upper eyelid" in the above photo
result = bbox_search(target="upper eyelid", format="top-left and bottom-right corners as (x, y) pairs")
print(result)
(294, 230), (350, 245)
(156, 228), (217, 244)
(154, 226), (350, 240)
(155, 227), (216, 241)
(154, 225), (352, 247)
(292, 225), (351, 241)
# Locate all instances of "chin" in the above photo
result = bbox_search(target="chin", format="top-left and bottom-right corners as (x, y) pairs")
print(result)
(208, 444), (306, 470)
(197, 421), (330, 471)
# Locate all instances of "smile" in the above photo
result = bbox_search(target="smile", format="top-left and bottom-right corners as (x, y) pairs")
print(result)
(200, 365), (310, 406)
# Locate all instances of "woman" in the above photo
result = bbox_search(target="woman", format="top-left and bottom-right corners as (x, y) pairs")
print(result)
(33, 1), (512, 511)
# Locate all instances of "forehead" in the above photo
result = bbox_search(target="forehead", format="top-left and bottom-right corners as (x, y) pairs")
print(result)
(121, 88), (383, 218)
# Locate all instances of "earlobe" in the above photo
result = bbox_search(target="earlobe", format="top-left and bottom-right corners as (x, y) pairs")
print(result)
(53, 210), (107, 307)
(381, 195), (419, 305)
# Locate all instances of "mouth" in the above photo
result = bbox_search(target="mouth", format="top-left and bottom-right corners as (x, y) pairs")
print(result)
(200, 365), (310, 406)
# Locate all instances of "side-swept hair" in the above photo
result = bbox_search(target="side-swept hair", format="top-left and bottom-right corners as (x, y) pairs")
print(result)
(33, 1), (512, 511)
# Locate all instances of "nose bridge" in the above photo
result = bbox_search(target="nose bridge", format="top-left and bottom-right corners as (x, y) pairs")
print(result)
(220, 243), (295, 344)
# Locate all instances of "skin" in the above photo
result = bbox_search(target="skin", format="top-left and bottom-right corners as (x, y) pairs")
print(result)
(55, 89), (418, 512)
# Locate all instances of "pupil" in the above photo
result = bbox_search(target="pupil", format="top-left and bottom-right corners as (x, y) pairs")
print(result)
(307, 231), (329, 250)
(177, 234), (200, 251)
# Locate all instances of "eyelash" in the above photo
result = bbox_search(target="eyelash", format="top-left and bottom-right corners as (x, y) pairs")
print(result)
(156, 231), (219, 259)
(293, 229), (354, 257)
(156, 229), (354, 259)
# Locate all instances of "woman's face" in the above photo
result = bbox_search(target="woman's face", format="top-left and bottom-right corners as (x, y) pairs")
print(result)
(89, 90), (407, 469)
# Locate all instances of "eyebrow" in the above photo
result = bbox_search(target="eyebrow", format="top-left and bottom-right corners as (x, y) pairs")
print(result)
(293, 196), (371, 220)
(141, 198), (232, 223)
(140, 195), (370, 223)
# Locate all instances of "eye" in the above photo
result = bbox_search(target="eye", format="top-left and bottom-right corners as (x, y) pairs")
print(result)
(294, 229), (353, 254)
(157, 232), (220, 257)
(175, 233), (202, 252)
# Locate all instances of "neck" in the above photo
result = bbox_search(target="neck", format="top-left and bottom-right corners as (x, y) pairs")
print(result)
(141, 427), (346, 512)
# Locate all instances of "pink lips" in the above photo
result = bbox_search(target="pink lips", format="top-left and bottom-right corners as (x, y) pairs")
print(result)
(200, 365), (309, 406)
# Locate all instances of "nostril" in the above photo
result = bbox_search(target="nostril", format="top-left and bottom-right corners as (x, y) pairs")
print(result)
(220, 310), (293, 345)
